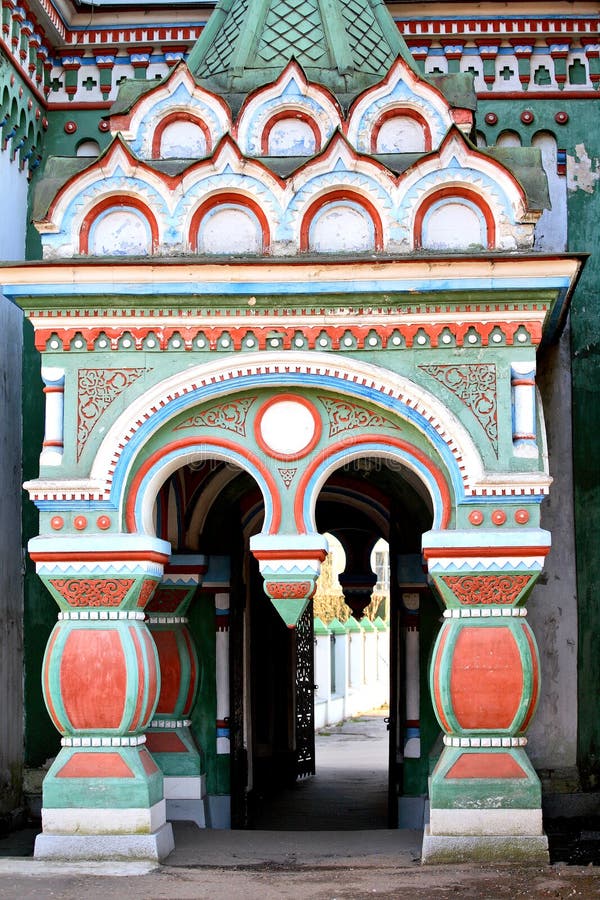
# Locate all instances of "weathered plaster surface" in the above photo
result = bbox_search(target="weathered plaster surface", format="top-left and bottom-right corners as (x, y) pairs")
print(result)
(567, 144), (600, 196)
(527, 327), (578, 770)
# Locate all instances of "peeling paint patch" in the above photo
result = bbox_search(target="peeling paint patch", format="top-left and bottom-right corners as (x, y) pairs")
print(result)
(567, 144), (600, 195)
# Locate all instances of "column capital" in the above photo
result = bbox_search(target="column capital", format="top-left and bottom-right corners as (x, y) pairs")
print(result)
(250, 533), (328, 627)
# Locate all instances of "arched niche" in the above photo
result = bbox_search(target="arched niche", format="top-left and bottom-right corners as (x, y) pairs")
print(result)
(194, 203), (266, 255)
(82, 201), (157, 256)
(264, 114), (318, 156)
(301, 193), (382, 253)
(152, 114), (211, 159)
(414, 189), (494, 251)
(372, 111), (430, 153)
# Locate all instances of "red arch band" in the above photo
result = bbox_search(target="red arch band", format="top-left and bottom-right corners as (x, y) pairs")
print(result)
(125, 436), (282, 535)
(293, 434), (452, 532)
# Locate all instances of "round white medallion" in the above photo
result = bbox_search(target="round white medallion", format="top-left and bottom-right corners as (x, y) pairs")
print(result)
(257, 398), (319, 458)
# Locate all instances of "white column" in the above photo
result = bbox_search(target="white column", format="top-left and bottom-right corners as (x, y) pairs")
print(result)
(403, 591), (421, 759)
(40, 367), (65, 465)
(215, 591), (230, 756)
(511, 362), (538, 457)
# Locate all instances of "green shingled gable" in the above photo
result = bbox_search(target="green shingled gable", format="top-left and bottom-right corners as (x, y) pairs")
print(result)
(187, 0), (417, 93)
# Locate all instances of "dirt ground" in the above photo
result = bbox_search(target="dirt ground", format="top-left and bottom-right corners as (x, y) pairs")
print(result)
(2, 715), (597, 898)
(0, 858), (599, 900)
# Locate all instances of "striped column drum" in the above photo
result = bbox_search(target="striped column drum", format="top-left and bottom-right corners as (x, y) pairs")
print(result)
(43, 618), (159, 737)
(430, 617), (540, 738)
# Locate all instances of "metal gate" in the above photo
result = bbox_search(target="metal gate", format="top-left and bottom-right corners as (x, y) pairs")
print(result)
(294, 600), (315, 778)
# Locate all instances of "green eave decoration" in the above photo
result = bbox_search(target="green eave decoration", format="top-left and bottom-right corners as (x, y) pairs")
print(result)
(187, 0), (420, 94)
(313, 616), (331, 636)
(485, 146), (551, 212)
(107, 78), (158, 116)
(328, 617), (347, 635)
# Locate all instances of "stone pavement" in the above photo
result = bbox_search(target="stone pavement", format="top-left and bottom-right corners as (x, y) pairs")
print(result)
(0, 711), (598, 897)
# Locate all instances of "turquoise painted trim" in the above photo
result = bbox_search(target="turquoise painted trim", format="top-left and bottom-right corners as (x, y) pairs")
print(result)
(328, 617), (347, 635)
(313, 617), (330, 636)
(1, 275), (573, 300)
(460, 496), (544, 506)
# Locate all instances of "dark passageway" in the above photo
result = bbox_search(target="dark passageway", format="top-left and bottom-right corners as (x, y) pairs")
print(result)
(249, 710), (389, 831)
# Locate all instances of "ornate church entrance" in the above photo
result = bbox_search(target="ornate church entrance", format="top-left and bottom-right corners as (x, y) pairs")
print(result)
(0, 0), (584, 865)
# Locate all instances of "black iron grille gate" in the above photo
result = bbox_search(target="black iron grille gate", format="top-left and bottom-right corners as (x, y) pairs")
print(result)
(294, 600), (315, 778)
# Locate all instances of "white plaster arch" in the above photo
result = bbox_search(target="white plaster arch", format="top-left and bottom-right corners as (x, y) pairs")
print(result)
(397, 130), (530, 226)
(45, 141), (175, 226)
(176, 138), (286, 246)
(286, 135), (395, 249)
(108, 64), (232, 155)
(129, 441), (278, 537)
(235, 61), (341, 156)
(296, 441), (447, 533)
(347, 57), (455, 153)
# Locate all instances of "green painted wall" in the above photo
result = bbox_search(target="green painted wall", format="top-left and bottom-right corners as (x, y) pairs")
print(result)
(479, 95), (600, 787)
(21, 320), (58, 767)
(188, 590), (230, 796)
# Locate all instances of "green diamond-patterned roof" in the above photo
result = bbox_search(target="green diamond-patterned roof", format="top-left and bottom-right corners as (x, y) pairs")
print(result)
(256, 0), (330, 69)
(198, 0), (249, 78)
(341, 0), (395, 75)
(187, 0), (418, 94)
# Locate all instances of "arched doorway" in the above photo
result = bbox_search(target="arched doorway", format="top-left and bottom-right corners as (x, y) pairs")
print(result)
(147, 441), (439, 831)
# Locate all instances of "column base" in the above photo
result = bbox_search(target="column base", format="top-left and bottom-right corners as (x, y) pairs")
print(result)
(430, 806), (543, 835)
(41, 799), (167, 835)
(161, 773), (208, 826)
(34, 822), (175, 862)
(166, 798), (207, 827)
(421, 825), (549, 865)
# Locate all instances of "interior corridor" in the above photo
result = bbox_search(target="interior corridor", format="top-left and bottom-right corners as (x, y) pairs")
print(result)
(249, 709), (390, 831)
